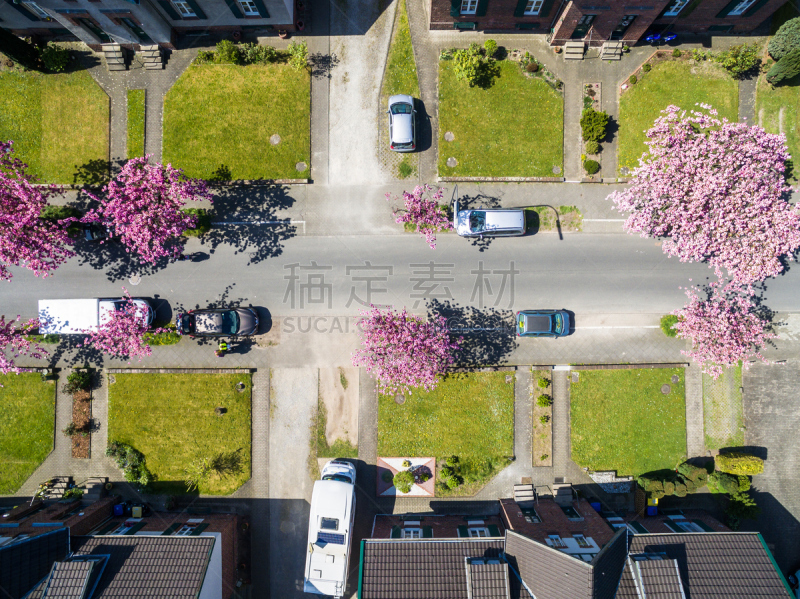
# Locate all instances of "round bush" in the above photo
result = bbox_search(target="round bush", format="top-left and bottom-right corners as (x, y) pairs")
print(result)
(642, 63), (652, 72)
(584, 140), (600, 155)
(525, 61), (539, 73)
(381, 470), (394, 483)
(583, 159), (600, 175)
(402, 459), (412, 468)
(40, 43), (69, 72)
(672, 49), (682, 57)
(537, 394), (552, 408)
(483, 39), (498, 58)
(660, 314), (679, 337)
(446, 475), (462, 489)
(663, 481), (675, 495)
(629, 75), (638, 84)
(674, 482), (688, 497)
(446, 455), (459, 467)
(440, 466), (454, 479)
(769, 16), (800, 61)
(539, 414), (550, 425)
(537, 378), (550, 389)
(393, 470), (415, 494)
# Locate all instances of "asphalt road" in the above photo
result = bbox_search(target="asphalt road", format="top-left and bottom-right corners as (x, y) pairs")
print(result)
(3, 231), (800, 323)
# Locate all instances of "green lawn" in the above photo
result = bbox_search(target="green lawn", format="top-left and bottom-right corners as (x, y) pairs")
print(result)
(127, 89), (145, 159)
(570, 368), (687, 477)
(108, 373), (252, 495)
(618, 60), (739, 173)
(378, 372), (514, 496)
(0, 69), (109, 183)
(381, 0), (419, 98)
(756, 74), (800, 182)
(163, 63), (310, 180)
(438, 59), (563, 177)
(0, 373), (55, 494)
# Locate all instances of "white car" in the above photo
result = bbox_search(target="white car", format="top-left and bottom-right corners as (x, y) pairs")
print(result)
(453, 199), (526, 238)
(388, 94), (416, 152)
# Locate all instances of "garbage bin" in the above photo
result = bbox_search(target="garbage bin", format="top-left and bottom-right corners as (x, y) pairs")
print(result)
(113, 504), (124, 517)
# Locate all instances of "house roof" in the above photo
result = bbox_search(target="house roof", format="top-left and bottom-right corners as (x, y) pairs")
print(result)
(630, 558), (686, 598)
(0, 528), (70, 599)
(615, 533), (793, 599)
(70, 535), (214, 598)
(466, 558), (510, 599)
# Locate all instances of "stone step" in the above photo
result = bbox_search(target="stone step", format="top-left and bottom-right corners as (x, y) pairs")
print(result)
(145, 62), (163, 70)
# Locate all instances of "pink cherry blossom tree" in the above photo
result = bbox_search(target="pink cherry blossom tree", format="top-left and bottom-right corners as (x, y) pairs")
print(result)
(608, 104), (800, 285)
(387, 185), (452, 250)
(81, 288), (166, 361)
(0, 141), (74, 281)
(672, 281), (774, 379)
(353, 306), (461, 394)
(0, 315), (48, 375)
(82, 156), (212, 264)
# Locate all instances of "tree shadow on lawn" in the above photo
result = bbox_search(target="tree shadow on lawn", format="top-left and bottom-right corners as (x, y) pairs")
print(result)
(426, 299), (517, 367)
(201, 184), (297, 264)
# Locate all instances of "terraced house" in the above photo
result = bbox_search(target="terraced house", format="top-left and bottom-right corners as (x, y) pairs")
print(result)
(432, 0), (784, 44)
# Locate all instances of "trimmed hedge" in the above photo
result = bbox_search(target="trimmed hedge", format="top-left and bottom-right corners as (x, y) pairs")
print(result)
(716, 452), (764, 476)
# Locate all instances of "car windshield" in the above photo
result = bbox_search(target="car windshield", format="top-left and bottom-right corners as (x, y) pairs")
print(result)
(320, 517), (339, 530)
(469, 211), (486, 233)
(391, 102), (412, 115)
(554, 313), (563, 332)
(221, 311), (239, 335)
(322, 474), (352, 484)
(180, 314), (195, 333)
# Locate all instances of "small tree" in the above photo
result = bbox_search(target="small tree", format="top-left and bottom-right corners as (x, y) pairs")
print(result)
(81, 156), (212, 264)
(660, 314), (679, 337)
(768, 16), (800, 60)
(185, 456), (213, 492)
(287, 40), (308, 71)
(352, 306), (460, 395)
(393, 470), (415, 493)
(726, 491), (761, 525)
(40, 43), (70, 72)
(81, 288), (167, 361)
(580, 108), (610, 142)
(766, 48), (800, 85)
(716, 452), (764, 476)
(0, 316), (47, 376)
(387, 185), (452, 249)
(214, 40), (242, 64)
(713, 43), (760, 79)
(453, 43), (499, 88)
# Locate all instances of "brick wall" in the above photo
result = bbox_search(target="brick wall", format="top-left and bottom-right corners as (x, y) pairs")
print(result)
(500, 497), (616, 547)
(371, 513), (506, 538)
(431, 0), (781, 41)
(627, 509), (731, 533)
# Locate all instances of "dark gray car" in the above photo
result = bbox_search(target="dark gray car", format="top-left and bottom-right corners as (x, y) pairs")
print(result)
(176, 307), (259, 337)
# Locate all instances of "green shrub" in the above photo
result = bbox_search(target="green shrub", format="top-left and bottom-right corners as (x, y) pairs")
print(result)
(726, 491), (761, 523)
(684, 478), (697, 493)
(674, 482), (687, 497)
(241, 42), (278, 64)
(629, 75), (637, 84)
(537, 377), (550, 389)
(453, 43), (499, 88)
(40, 205), (82, 237)
(62, 422), (78, 437)
(40, 43), (69, 72)
(446, 474), (462, 489)
(402, 459), (412, 468)
(28, 334), (60, 344)
(287, 40), (308, 71)
(63, 370), (92, 394)
(393, 470), (415, 493)
(143, 325), (181, 346)
(651, 489), (665, 499)
(642, 63), (652, 72)
(714, 43), (760, 79)
(580, 108), (610, 142)
(709, 471), (740, 494)
(672, 49), (682, 57)
(660, 314), (679, 337)
(381, 469), (394, 483)
(446, 455), (459, 467)
(584, 140), (601, 155)
(181, 208), (212, 237)
(440, 465), (454, 479)
(737, 475), (751, 492)
(583, 159), (600, 175)
(716, 452), (764, 476)
(195, 50), (215, 64)
(540, 454), (548, 461)
(663, 481), (675, 495)
(539, 414), (550, 424)
(638, 476), (664, 493)
(483, 39), (498, 58)
(417, 471), (431, 483)
(769, 16), (800, 61)
(214, 40), (242, 64)
(766, 48), (800, 85)
(677, 461), (708, 484)
(107, 441), (153, 489)
(537, 394), (552, 408)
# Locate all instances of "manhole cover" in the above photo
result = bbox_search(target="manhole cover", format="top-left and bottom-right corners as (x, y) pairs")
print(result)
(661, 384), (671, 395)
(128, 275), (141, 286)
(444, 131), (455, 142)
(552, 165), (562, 174)
(620, 167), (630, 175)
(446, 157), (458, 168)
(671, 375), (680, 384)
(270, 134), (281, 145)
(395, 394), (406, 405)
(236, 382), (246, 393)
(296, 161), (307, 172)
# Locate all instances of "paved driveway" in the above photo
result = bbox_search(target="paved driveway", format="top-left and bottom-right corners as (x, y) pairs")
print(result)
(742, 360), (800, 573)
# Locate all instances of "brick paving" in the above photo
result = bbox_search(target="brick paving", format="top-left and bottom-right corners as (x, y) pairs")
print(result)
(684, 362), (706, 458)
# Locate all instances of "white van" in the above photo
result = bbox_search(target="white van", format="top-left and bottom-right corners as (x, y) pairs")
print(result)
(38, 298), (154, 334)
(304, 460), (357, 598)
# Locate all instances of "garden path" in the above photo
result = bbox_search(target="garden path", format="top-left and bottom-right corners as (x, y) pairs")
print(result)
(684, 362), (706, 458)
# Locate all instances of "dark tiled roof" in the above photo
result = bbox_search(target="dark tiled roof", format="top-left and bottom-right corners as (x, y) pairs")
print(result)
(41, 561), (93, 599)
(466, 559), (510, 599)
(360, 539), (504, 599)
(616, 533), (793, 598)
(633, 559), (685, 598)
(591, 528), (629, 599)
(0, 528), (69, 599)
(71, 535), (214, 598)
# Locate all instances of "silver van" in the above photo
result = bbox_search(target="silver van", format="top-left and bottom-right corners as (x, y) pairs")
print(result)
(453, 200), (526, 238)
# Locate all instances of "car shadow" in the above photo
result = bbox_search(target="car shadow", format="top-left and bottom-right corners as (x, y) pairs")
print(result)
(415, 99), (433, 153)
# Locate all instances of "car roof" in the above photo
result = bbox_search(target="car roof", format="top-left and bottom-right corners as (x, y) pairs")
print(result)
(483, 209), (525, 230)
(194, 311), (224, 333)
(522, 313), (554, 333)
(391, 113), (414, 143)
(388, 94), (414, 105)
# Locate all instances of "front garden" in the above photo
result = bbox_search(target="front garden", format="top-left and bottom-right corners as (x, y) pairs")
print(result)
(107, 373), (252, 495)
(378, 371), (514, 496)
(756, 74), (800, 183)
(0, 373), (55, 494)
(162, 44), (310, 181)
(0, 68), (109, 184)
(618, 59), (738, 174)
(438, 52), (563, 178)
(570, 368), (687, 477)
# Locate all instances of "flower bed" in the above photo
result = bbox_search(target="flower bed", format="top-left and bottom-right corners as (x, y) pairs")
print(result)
(71, 389), (91, 458)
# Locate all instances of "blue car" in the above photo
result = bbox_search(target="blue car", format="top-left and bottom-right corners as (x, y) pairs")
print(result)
(516, 310), (570, 337)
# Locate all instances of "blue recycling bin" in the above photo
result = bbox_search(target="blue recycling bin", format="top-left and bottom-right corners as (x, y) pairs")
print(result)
(590, 501), (602, 513)
(646, 506), (658, 516)
(113, 504), (124, 516)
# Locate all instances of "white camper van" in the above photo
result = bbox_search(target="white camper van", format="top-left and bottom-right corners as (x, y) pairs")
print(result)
(38, 298), (154, 334)
(304, 460), (357, 598)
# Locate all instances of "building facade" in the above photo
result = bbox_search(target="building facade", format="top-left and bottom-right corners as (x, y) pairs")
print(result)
(0, 0), (296, 49)
(432, 0), (785, 45)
